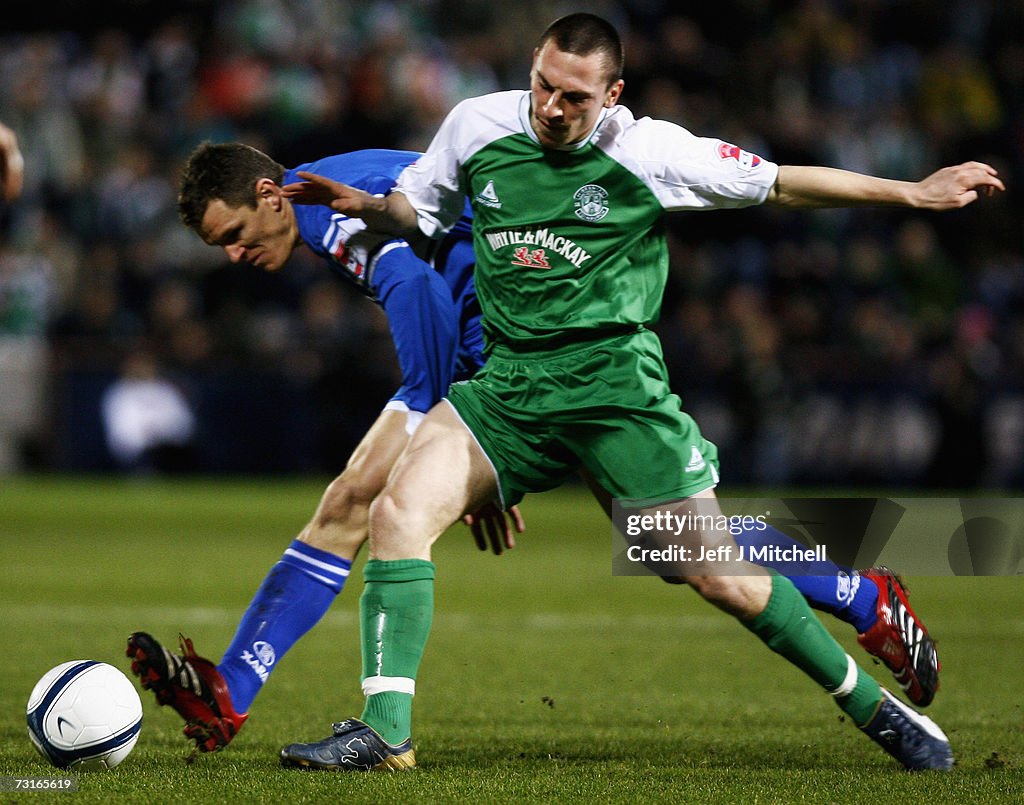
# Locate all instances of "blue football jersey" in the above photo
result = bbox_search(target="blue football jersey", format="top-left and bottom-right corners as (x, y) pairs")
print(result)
(286, 150), (483, 414)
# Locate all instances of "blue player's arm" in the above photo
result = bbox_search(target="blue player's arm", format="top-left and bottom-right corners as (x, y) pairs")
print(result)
(370, 242), (459, 417)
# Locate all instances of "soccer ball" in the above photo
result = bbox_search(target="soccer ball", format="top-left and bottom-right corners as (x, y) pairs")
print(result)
(26, 661), (143, 770)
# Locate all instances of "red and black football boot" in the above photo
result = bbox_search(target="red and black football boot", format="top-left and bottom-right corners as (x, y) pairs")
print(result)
(127, 631), (248, 752)
(857, 568), (940, 707)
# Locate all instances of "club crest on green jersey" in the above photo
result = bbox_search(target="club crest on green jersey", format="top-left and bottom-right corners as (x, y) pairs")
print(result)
(573, 184), (609, 222)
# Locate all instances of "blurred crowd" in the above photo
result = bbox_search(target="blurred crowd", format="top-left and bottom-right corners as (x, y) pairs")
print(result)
(0, 0), (1021, 485)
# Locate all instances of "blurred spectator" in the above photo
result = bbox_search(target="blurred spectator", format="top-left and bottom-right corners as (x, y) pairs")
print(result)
(101, 347), (196, 473)
(48, 242), (142, 367)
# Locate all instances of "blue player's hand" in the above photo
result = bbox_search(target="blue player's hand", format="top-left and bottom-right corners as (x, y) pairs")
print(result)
(463, 503), (525, 555)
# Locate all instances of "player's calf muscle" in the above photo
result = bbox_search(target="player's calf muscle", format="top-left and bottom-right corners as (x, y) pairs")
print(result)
(298, 410), (413, 556)
(319, 472), (380, 524)
(297, 470), (387, 557)
(297, 520), (363, 559)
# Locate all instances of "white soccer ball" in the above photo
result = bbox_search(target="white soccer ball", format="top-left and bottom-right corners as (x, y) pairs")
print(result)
(26, 661), (143, 771)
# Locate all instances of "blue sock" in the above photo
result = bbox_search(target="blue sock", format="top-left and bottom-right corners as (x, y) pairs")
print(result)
(217, 540), (351, 713)
(733, 524), (878, 631)
(844, 575), (879, 634)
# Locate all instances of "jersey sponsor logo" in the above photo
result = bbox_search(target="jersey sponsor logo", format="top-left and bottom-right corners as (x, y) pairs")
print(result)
(484, 226), (592, 269)
(717, 141), (762, 170)
(511, 247), (551, 269)
(573, 184), (609, 222)
(475, 179), (502, 209)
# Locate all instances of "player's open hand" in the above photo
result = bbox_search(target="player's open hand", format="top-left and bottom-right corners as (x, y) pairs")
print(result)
(281, 171), (378, 216)
(913, 161), (1004, 210)
(463, 503), (525, 555)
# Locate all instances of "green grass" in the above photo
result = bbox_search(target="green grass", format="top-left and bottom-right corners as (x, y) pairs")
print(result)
(1, 477), (1021, 803)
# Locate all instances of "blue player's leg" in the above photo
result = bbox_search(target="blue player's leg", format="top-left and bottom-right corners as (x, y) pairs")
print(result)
(730, 521), (940, 706)
(129, 237), (469, 751)
(214, 409), (413, 707)
(730, 522), (876, 629)
(128, 409), (413, 752)
(584, 471), (940, 706)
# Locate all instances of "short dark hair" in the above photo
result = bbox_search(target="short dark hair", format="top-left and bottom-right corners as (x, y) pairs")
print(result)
(537, 13), (624, 86)
(177, 142), (285, 231)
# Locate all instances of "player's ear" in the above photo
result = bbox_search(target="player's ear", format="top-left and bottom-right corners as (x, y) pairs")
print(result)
(255, 177), (283, 211)
(604, 79), (624, 109)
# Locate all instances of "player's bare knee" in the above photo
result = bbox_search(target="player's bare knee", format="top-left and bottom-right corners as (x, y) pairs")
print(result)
(688, 573), (745, 606)
(686, 574), (765, 617)
(367, 488), (434, 559)
(367, 488), (407, 538)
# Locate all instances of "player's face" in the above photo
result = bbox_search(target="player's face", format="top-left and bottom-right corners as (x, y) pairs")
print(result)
(529, 41), (623, 149)
(199, 182), (297, 272)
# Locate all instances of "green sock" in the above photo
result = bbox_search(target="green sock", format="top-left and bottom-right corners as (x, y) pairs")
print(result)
(359, 558), (435, 745)
(744, 574), (882, 726)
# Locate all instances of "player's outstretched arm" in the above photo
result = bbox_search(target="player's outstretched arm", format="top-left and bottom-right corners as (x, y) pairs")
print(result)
(767, 162), (1004, 210)
(0, 121), (24, 203)
(281, 171), (419, 236)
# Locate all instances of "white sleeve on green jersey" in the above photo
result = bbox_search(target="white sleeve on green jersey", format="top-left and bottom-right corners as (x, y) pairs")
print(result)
(597, 108), (779, 211)
(396, 90), (528, 239)
(397, 93), (777, 233)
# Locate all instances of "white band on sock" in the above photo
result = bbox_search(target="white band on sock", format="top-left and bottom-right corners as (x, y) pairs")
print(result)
(362, 675), (416, 696)
(829, 654), (859, 698)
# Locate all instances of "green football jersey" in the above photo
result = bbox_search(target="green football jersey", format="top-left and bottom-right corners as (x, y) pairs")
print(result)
(397, 90), (778, 350)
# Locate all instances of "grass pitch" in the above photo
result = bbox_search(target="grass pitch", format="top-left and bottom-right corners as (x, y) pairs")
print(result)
(1, 477), (1021, 803)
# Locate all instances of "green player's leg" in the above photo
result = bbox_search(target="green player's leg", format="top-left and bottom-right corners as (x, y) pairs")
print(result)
(279, 402), (497, 771)
(674, 491), (952, 770)
(358, 403), (498, 743)
(358, 558), (436, 745)
(742, 573), (881, 724)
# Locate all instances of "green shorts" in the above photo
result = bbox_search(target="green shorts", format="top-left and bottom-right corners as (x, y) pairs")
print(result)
(445, 328), (719, 508)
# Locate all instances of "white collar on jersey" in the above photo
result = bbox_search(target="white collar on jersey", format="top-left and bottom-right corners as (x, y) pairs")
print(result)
(519, 91), (610, 151)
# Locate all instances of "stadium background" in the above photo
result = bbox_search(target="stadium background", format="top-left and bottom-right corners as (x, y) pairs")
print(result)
(0, 0), (1020, 487)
